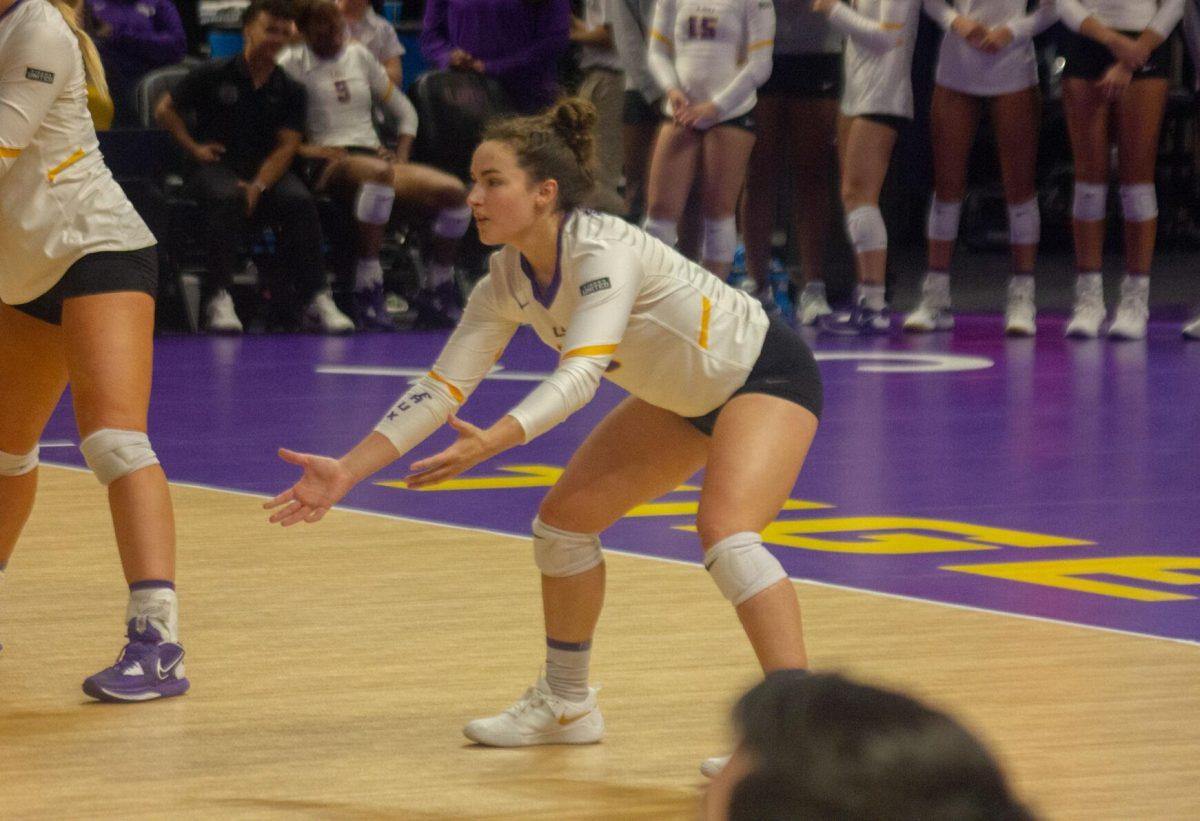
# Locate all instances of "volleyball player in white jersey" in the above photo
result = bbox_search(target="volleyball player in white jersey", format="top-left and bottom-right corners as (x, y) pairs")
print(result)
(813, 0), (921, 334)
(905, 0), (1057, 336)
(0, 0), (187, 700)
(741, 0), (842, 324)
(266, 99), (823, 755)
(280, 0), (471, 329)
(1057, 0), (1183, 339)
(643, 0), (776, 279)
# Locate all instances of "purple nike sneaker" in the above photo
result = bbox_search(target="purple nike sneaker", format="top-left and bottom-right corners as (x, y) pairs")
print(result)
(82, 619), (189, 702)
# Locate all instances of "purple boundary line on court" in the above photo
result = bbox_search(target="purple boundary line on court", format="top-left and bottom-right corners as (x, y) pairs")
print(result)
(40, 317), (1200, 643)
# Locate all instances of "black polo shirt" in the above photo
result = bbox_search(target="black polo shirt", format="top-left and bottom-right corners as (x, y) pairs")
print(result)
(171, 55), (306, 180)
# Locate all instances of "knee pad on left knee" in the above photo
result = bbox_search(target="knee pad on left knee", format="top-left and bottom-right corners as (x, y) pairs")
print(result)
(1007, 197), (1040, 246)
(845, 205), (887, 255)
(1120, 184), (1158, 223)
(704, 532), (787, 606)
(702, 216), (738, 263)
(0, 446), (38, 477)
(432, 204), (472, 239)
(355, 181), (395, 226)
(80, 429), (159, 486)
(532, 516), (604, 577)
(926, 198), (962, 243)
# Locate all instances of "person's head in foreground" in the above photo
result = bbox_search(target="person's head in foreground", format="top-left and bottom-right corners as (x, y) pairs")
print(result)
(706, 671), (1036, 821)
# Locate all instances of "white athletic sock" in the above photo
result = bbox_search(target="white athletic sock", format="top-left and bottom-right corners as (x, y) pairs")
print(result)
(857, 284), (887, 311)
(427, 262), (454, 288)
(127, 582), (179, 643)
(355, 258), (384, 291)
(545, 637), (591, 702)
(923, 271), (950, 296)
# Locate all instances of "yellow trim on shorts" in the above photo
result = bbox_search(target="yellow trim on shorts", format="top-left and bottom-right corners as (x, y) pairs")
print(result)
(427, 370), (465, 404)
(0, 146), (22, 158)
(699, 296), (712, 349)
(562, 344), (618, 360)
(748, 39), (774, 51)
(47, 148), (85, 182)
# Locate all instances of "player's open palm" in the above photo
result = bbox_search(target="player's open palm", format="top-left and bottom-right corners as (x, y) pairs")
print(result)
(265, 448), (356, 526)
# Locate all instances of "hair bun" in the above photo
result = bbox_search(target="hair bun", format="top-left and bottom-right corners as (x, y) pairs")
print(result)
(549, 98), (597, 168)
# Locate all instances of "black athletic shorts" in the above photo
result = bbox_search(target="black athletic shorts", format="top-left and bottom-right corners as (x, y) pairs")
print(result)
(662, 110), (756, 134)
(685, 315), (823, 436)
(759, 52), (842, 99)
(298, 145), (381, 190)
(1060, 30), (1171, 81)
(11, 246), (158, 325)
(860, 112), (910, 131)
(623, 90), (662, 125)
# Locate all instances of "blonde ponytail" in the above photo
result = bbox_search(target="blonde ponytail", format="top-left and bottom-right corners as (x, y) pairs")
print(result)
(46, 0), (109, 99)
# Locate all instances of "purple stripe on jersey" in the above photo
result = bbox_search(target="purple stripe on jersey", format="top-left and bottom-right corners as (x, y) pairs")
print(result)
(519, 211), (570, 308)
(546, 636), (592, 652)
(129, 579), (175, 591)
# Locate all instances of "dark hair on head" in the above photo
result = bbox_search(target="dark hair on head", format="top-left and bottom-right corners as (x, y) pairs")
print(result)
(482, 97), (597, 213)
(242, 0), (295, 27)
(292, 0), (338, 34)
(728, 671), (1037, 821)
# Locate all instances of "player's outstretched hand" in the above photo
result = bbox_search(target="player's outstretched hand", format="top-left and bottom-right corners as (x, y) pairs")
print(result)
(404, 414), (492, 489)
(265, 448), (357, 527)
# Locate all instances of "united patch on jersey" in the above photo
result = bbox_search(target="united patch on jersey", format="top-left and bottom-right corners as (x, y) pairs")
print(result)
(25, 67), (55, 84)
(580, 277), (611, 296)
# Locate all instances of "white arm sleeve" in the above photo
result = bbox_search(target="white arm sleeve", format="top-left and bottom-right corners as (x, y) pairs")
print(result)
(826, 1), (910, 54)
(1149, 0), (1185, 38)
(373, 273), (519, 454)
(647, 0), (682, 93)
(921, 0), (958, 30)
(710, 0), (775, 118)
(506, 246), (642, 441)
(1008, 0), (1059, 43)
(0, 26), (72, 181)
(365, 48), (419, 137)
(1056, 0), (1090, 33)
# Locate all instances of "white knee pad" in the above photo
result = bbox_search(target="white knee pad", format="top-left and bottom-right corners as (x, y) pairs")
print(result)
(432, 204), (472, 239)
(926, 198), (962, 243)
(0, 446), (38, 477)
(1007, 197), (1040, 246)
(532, 517), (604, 578)
(704, 532), (788, 607)
(355, 181), (395, 226)
(642, 216), (679, 248)
(1072, 182), (1107, 222)
(80, 429), (159, 486)
(701, 216), (738, 263)
(1120, 183), (1158, 223)
(845, 205), (888, 254)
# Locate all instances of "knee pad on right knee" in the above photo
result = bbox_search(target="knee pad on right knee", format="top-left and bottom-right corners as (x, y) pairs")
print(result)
(432, 204), (472, 239)
(926, 198), (962, 243)
(532, 517), (604, 577)
(80, 429), (159, 486)
(642, 216), (679, 248)
(704, 532), (787, 606)
(1007, 197), (1040, 246)
(1072, 182), (1107, 222)
(845, 205), (887, 254)
(701, 216), (738, 263)
(355, 181), (395, 226)
(1120, 183), (1158, 223)
(0, 446), (38, 477)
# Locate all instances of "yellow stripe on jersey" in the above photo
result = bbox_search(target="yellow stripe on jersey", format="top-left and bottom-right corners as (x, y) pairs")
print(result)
(563, 344), (618, 360)
(0, 146), (23, 158)
(47, 147), (85, 182)
(383, 81), (395, 103)
(699, 296), (712, 349)
(651, 29), (673, 48)
(427, 370), (465, 404)
(748, 39), (774, 51)
(880, 22), (904, 30)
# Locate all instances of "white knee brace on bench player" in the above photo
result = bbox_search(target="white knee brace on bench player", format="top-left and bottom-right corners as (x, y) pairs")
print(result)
(356, 181), (395, 226)
(532, 517), (604, 577)
(705, 531), (787, 606)
(80, 429), (159, 486)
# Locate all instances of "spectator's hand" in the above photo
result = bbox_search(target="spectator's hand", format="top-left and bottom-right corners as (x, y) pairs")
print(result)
(192, 142), (226, 164)
(264, 448), (357, 526)
(951, 15), (988, 48)
(238, 179), (264, 216)
(1106, 33), (1150, 69)
(449, 48), (474, 69)
(811, 0), (837, 15)
(471, 58), (485, 74)
(376, 146), (401, 163)
(666, 88), (690, 120)
(979, 25), (1013, 53)
(679, 100), (718, 130)
(1096, 62), (1133, 101)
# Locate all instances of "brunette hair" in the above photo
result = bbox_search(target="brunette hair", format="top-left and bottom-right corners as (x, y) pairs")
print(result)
(482, 98), (597, 212)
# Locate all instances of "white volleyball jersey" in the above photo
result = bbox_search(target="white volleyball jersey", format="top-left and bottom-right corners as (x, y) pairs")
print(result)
(1058, 0), (1183, 37)
(775, 0), (843, 54)
(927, 0), (1057, 96)
(580, 0), (624, 71)
(373, 210), (770, 454)
(828, 0), (921, 119)
(648, 0), (776, 122)
(277, 42), (417, 148)
(345, 8), (405, 65)
(0, 0), (155, 306)
(611, 0), (662, 101)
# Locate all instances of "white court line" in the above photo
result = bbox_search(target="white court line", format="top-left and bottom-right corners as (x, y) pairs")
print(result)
(38, 461), (1198, 649)
(38, 440), (75, 448)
